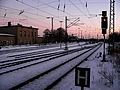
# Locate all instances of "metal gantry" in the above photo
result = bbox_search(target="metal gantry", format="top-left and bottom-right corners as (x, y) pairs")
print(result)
(109, 0), (115, 50)
(109, 0), (115, 34)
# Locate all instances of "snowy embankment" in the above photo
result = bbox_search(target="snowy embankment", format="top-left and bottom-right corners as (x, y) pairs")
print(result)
(0, 43), (119, 90)
(52, 44), (120, 90)
(0, 47), (91, 89)
(0, 42), (92, 89)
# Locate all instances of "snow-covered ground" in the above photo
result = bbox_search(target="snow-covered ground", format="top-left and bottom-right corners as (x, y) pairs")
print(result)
(0, 42), (119, 90)
(52, 44), (120, 90)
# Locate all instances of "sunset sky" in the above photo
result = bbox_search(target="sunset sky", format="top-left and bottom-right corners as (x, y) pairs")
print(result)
(0, 0), (120, 39)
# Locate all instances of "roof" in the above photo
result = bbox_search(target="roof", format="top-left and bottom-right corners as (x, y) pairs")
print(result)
(0, 24), (38, 30)
(0, 33), (15, 37)
(38, 35), (43, 38)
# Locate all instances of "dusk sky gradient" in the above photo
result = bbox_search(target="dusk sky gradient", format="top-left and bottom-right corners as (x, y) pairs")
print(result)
(0, 0), (120, 38)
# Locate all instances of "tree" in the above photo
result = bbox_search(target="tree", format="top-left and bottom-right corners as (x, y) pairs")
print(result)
(56, 27), (66, 42)
(43, 29), (51, 43)
(43, 28), (66, 43)
(109, 32), (120, 42)
(43, 29), (51, 36)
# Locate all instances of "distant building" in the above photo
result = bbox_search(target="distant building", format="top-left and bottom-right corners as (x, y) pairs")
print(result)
(0, 33), (15, 46)
(0, 22), (40, 45)
(37, 35), (44, 44)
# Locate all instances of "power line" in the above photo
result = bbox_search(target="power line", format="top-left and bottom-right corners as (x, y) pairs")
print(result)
(0, 5), (49, 28)
(78, 0), (91, 16)
(69, 0), (95, 28)
(33, 0), (58, 6)
(69, 0), (88, 17)
(16, 0), (58, 18)
(38, 0), (74, 17)
(78, 0), (84, 5)
(0, 5), (46, 18)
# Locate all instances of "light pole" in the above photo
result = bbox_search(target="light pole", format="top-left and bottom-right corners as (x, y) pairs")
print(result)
(47, 17), (54, 42)
(46, 17), (54, 34)
(59, 21), (63, 28)
(65, 16), (68, 50)
(78, 28), (80, 38)
(81, 30), (82, 39)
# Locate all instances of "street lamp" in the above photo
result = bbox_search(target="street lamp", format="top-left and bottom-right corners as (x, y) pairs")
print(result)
(59, 21), (63, 28)
(78, 28), (80, 38)
(65, 16), (68, 50)
(46, 17), (54, 34)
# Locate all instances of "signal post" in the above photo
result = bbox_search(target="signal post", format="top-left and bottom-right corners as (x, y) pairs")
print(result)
(101, 11), (108, 62)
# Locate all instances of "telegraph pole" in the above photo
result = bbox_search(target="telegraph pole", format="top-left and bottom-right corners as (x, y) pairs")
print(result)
(65, 16), (68, 50)
(51, 17), (53, 34)
(47, 17), (54, 42)
(81, 30), (82, 39)
(46, 17), (54, 33)
(64, 17), (80, 50)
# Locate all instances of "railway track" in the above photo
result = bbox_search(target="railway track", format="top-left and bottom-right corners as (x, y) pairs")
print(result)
(0, 43), (93, 69)
(0, 43), (102, 90)
(0, 44), (94, 75)
(8, 43), (85, 58)
(0, 43), (63, 55)
(0, 43), (83, 55)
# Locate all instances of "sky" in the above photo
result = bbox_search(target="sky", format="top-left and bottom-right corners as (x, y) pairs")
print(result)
(0, 0), (120, 38)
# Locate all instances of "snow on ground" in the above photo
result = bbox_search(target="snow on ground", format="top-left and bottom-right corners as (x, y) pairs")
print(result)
(0, 42), (119, 90)
(0, 43), (79, 56)
(0, 42), (85, 51)
(0, 42), (94, 63)
(0, 48), (90, 89)
(19, 43), (101, 90)
(52, 44), (120, 90)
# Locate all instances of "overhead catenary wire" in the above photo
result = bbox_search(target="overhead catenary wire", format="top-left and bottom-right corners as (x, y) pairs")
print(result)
(78, 0), (95, 17)
(0, 5), (46, 18)
(0, 5), (49, 28)
(16, 0), (58, 18)
(70, 0), (101, 37)
(37, 0), (74, 18)
(16, 0), (68, 23)
(57, 0), (60, 10)
(69, 0), (88, 17)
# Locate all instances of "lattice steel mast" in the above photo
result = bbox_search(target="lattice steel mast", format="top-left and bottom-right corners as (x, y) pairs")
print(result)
(109, 0), (115, 50)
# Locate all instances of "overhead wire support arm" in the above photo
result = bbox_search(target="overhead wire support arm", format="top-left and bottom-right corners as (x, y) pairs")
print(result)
(67, 17), (80, 28)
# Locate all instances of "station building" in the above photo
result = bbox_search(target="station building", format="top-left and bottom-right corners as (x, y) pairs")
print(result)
(0, 22), (43, 46)
(0, 33), (15, 46)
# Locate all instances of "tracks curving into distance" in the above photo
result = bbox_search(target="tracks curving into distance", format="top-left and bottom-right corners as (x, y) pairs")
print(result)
(5, 43), (102, 90)
(0, 44), (93, 75)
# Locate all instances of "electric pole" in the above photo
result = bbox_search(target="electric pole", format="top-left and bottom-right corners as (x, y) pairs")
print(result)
(46, 17), (54, 34)
(65, 16), (68, 50)
(51, 17), (53, 34)
(109, 0), (115, 51)
(47, 17), (54, 42)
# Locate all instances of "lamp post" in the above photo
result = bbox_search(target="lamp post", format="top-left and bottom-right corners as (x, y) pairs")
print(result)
(78, 28), (80, 38)
(46, 17), (54, 42)
(81, 30), (82, 39)
(46, 17), (54, 34)
(65, 16), (68, 50)
(59, 21), (63, 28)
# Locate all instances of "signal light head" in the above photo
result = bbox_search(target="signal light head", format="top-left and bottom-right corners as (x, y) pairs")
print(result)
(103, 19), (106, 21)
